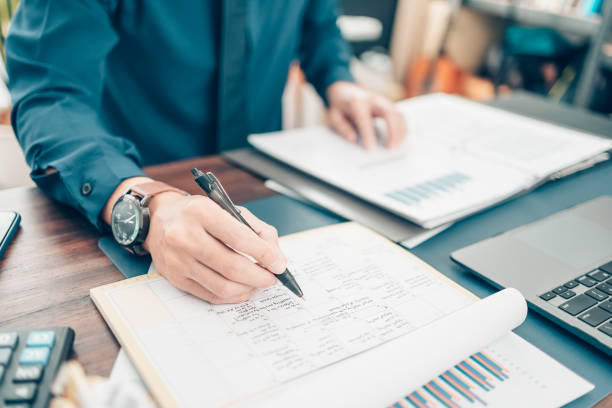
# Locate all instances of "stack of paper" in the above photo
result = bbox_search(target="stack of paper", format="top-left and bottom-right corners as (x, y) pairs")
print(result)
(248, 94), (612, 228)
(92, 223), (592, 407)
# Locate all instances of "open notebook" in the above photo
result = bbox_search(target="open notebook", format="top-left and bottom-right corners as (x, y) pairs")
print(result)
(248, 94), (612, 228)
(91, 223), (592, 407)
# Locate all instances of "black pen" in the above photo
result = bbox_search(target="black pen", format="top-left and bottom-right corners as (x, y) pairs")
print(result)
(191, 168), (304, 298)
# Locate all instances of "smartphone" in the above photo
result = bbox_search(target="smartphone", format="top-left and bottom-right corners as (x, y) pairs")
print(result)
(0, 211), (21, 260)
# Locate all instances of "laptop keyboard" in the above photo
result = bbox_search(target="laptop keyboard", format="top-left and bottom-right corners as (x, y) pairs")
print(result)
(540, 261), (612, 338)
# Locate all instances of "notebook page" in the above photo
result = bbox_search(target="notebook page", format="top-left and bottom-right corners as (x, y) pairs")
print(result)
(95, 223), (528, 408)
(248, 94), (612, 228)
(239, 287), (528, 408)
(248, 120), (533, 228)
(395, 333), (593, 408)
(109, 331), (593, 408)
(403, 94), (612, 179)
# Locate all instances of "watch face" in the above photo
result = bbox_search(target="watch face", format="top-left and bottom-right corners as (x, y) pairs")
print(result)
(111, 197), (142, 246)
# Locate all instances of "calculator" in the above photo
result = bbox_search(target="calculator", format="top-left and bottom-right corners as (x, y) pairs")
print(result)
(0, 327), (74, 408)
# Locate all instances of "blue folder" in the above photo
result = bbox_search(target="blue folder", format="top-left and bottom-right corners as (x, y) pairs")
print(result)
(99, 93), (612, 406)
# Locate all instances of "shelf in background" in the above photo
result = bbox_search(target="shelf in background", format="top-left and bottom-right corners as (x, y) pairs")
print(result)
(465, 0), (602, 37)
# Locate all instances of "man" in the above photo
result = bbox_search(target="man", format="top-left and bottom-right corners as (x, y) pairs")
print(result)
(7, 0), (406, 304)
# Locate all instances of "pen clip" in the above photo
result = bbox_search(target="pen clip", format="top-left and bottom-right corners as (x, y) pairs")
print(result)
(206, 172), (236, 208)
(206, 172), (254, 230)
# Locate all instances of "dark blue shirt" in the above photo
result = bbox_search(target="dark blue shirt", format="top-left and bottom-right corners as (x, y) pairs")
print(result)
(7, 0), (352, 228)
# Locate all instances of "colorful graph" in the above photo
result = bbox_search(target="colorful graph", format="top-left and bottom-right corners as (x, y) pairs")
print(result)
(392, 351), (510, 408)
(385, 172), (471, 206)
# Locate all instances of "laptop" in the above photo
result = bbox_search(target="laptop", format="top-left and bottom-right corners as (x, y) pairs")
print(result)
(451, 196), (612, 356)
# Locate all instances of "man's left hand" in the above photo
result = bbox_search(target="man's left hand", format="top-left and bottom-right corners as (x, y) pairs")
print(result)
(326, 81), (407, 150)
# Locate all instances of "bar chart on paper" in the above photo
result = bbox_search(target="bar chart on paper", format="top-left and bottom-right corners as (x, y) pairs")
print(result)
(398, 351), (508, 408)
(385, 172), (472, 207)
(392, 333), (592, 408)
(249, 93), (612, 228)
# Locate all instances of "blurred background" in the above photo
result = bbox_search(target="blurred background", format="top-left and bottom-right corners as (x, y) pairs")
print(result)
(0, 0), (611, 188)
(285, 0), (612, 128)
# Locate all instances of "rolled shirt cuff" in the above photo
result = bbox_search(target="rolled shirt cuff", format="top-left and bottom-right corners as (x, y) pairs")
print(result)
(32, 151), (146, 231)
(315, 65), (354, 106)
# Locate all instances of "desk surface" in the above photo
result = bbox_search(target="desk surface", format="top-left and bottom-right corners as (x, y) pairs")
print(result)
(1, 96), (611, 406)
(0, 156), (274, 375)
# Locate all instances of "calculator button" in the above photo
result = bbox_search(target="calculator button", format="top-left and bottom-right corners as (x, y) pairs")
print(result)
(559, 294), (597, 316)
(589, 269), (611, 282)
(0, 333), (18, 349)
(19, 348), (50, 366)
(564, 281), (579, 289)
(4, 382), (37, 402)
(13, 365), (44, 382)
(599, 321), (612, 337)
(559, 290), (576, 299)
(578, 307), (612, 327)
(552, 286), (567, 294)
(577, 275), (597, 287)
(0, 348), (12, 366)
(585, 288), (608, 301)
(539, 291), (556, 301)
(0, 365), (5, 382)
(26, 331), (55, 348)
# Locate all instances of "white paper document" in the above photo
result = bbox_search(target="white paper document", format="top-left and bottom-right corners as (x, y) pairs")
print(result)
(262, 178), (451, 248)
(110, 349), (147, 392)
(94, 223), (592, 408)
(249, 94), (612, 228)
(111, 331), (592, 408)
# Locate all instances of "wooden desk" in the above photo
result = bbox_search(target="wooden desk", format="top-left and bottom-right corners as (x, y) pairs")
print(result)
(0, 156), (273, 376)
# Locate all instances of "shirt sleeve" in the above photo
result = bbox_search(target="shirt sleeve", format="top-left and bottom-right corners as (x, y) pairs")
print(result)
(299, 0), (355, 105)
(6, 0), (146, 231)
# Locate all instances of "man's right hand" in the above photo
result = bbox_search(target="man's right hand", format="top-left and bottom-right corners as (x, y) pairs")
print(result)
(103, 178), (287, 304)
(143, 192), (287, 304)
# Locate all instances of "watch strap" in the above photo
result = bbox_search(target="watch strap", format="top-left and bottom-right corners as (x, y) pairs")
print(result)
(116, 181), (186, 256)
(129, 181), (188, 205)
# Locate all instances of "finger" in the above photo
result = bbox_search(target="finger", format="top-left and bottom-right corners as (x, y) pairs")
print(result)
(189, 229), (278, 289)
(236, 206), (280, 245)
(176, 276), (257, 304)
(153, 249), (258, 303)
(329, 108), (357, 143)
(185, 256), (258, 299)
(389, 111), (407, 148)
(372, 98), (406, 148)
(196, 199), (287, 274)
(160, 204), (276, 288)
(347, 99), (376, 150)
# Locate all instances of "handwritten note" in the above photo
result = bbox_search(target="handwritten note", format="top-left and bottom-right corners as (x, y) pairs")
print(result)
(107, 223), (472, 406)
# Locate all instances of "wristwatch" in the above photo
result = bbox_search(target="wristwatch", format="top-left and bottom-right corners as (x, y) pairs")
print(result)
(111, 181), (187, 255)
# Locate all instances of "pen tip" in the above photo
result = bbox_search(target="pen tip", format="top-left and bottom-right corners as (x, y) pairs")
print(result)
(191, 168), (201, 177)
(286, 282), (303, 298)
(277, 269), (304, 299)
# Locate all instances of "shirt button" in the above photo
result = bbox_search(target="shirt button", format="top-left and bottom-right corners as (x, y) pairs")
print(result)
(80, 182), (93, 196)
